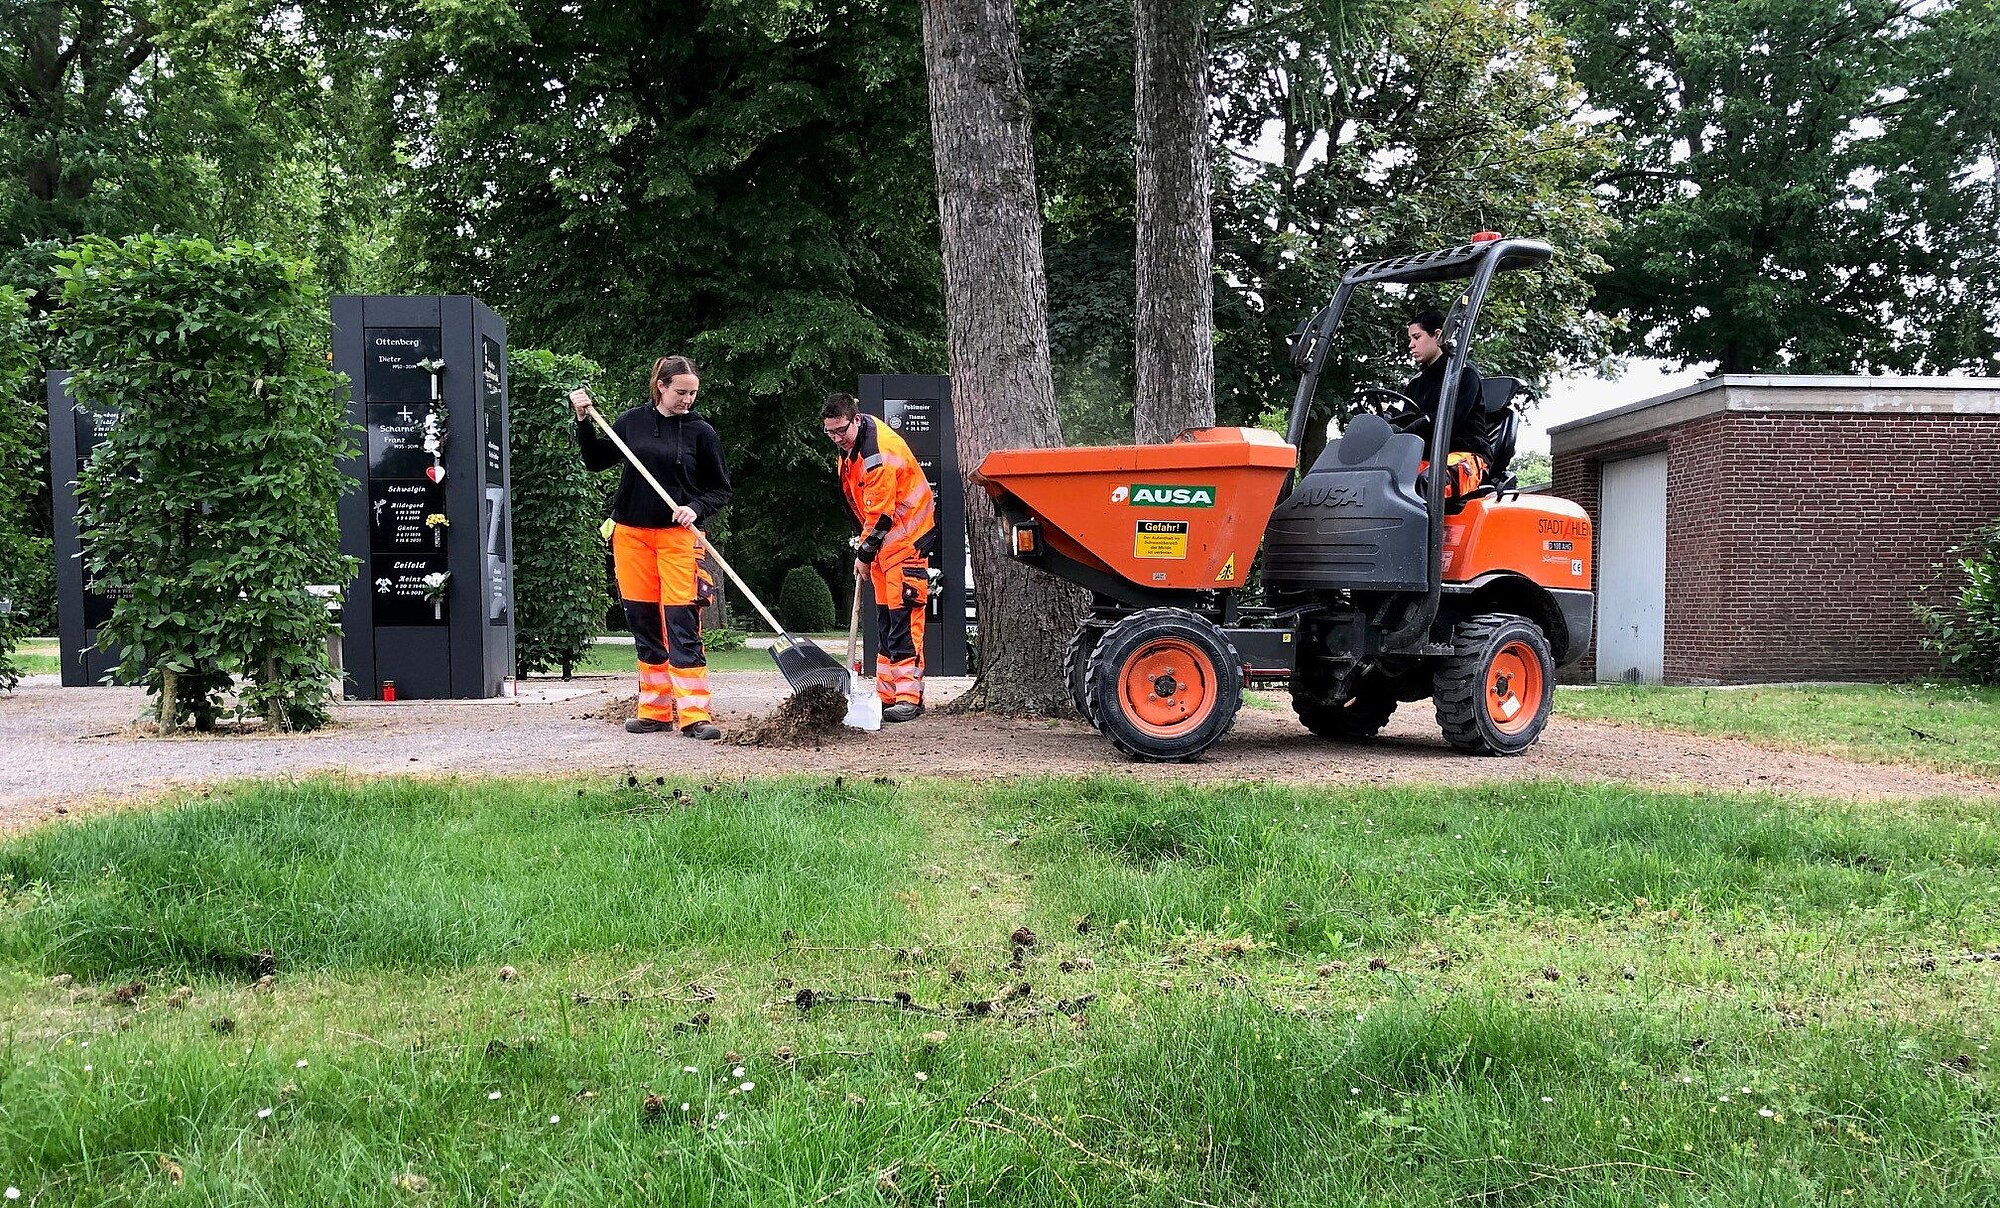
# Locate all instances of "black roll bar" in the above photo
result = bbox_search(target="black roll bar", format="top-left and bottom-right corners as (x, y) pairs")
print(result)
(1278, 236), (1553, 652)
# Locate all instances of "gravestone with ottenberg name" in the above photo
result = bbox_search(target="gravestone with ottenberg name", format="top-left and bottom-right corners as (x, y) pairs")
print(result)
(333, 296), (514, 699)
(857, 374), (969, 677)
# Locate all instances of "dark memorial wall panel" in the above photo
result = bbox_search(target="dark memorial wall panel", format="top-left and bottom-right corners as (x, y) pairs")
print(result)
(367, 480), (449, 550)
(480, 335), (510, 627)
(48, 373), (129, 685)
(365, 404), (436, 481)
(370, 554), (451, 626)
(365, 327), (442, 402)
(859, 375), (968, 676)
(335, 297), (513, 699)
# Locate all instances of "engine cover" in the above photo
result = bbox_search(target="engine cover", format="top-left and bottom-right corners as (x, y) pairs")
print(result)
(1261, 413), (1430, 593)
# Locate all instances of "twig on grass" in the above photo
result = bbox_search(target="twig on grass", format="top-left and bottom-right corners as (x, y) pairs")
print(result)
(1456, 1159), (1695, 1201)
(990, 1101), (1153, 1181)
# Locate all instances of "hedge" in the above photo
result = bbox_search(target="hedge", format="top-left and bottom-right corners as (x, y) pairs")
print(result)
(0, 286), (38, 691)
(778, 566), (837, 633)
(508, 349), (607, 678)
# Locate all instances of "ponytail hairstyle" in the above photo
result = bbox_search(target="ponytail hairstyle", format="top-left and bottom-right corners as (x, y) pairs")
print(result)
(648, 355), (701, 403)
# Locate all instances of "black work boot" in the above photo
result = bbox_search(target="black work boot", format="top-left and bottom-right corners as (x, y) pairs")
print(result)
(625, 717), (673, 735)
(682, 721), (723, 741)
(882, 703), (924, 723)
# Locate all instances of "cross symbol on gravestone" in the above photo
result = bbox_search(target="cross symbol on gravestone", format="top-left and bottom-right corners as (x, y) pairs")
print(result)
(397, 406), (414, 423)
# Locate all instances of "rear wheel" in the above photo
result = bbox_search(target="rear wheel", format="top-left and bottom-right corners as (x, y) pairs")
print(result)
(1433, 613), (1554, 755)
(1085, 608), (1242, 762)
(1062, 621), (1107, 724)
(1294, 672), (1399, 741)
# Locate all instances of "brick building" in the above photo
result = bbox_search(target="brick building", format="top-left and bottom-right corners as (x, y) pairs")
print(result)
(1549, 376), (2000, 684)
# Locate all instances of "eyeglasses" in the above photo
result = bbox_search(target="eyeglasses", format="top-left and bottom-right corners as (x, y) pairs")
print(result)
(821, 418), (856, 439)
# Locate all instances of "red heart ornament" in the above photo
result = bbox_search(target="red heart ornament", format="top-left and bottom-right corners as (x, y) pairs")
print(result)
(426, 464), (445, 484)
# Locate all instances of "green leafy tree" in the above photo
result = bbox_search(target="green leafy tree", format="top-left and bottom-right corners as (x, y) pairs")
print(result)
(1023, 0), (1137, 444)
(1028, 0), (1614, 444)
(1212, 0), (1615, 439)
(0, 284), (39, 689)
(0, 1), (392, 293)
(508, 348), (608, 679)
(374, 0), (944, 603)
(1511, 449), (1553, 488)
(57, 234), (355, 731)
(1546, 0), (2000, 373)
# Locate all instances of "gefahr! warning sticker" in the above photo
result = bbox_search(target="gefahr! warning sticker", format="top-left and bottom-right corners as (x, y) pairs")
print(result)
(1134, 519), (1190, 559)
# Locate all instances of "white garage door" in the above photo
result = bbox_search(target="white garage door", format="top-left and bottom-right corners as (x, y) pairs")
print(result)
(1596, 452), (1667, 682)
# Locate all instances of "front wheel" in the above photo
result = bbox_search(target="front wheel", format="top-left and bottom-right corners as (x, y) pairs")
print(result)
(1432, 613), (1554, 756)
(1085, 608), (1243, 762)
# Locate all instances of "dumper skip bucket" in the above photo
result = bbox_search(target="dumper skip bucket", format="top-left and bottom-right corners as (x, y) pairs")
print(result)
(976, 428), (1295, 591)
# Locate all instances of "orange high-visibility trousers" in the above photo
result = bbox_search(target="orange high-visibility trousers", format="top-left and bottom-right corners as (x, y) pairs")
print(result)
(870, 550), (928, 706)
(612, 523), (714, 726)
(1416, 452), (1490, 501)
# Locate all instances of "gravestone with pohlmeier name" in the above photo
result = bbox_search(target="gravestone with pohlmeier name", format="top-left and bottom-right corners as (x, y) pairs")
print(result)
(857, 374), (969, 677)
(333, 296), (514, 699)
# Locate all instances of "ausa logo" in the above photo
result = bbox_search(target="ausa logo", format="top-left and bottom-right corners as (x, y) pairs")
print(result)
(1114, 483), (1217, 508)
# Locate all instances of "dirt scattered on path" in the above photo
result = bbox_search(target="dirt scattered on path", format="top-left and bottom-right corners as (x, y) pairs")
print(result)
(2, 671), (1995, 835)
(733, 684), (850, 747)
(588, 695), (639, 724)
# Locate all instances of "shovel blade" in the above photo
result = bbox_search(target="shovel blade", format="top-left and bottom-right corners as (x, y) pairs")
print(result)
(769, 637), (848, 693)
(844, 674), (882, 731)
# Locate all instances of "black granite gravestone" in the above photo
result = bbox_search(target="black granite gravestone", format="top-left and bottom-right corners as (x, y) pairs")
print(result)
(334, 296), (514, 699)
(47, 371), (126, 686)
(857, 374), (969, 677)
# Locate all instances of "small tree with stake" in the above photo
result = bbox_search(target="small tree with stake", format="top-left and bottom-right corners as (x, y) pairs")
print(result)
(57, 234), (355, 732)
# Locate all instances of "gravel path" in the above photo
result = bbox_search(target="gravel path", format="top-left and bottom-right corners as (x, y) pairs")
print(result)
(3, 671), (1993, 834)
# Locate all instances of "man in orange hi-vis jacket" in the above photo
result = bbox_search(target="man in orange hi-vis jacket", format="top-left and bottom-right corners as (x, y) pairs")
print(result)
(823, 393), (937, 722)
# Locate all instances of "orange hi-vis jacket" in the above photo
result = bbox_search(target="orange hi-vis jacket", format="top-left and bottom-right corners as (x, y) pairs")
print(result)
(840, 414), (935, 561)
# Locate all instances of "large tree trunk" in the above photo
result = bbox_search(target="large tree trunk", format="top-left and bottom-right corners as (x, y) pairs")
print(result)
(921, 0), (1086, 714)
(1132, 0), (1214, 443)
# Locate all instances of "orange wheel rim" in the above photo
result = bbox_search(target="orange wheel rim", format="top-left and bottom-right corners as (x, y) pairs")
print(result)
(1117, 638), (1218, 738)
(1484, 640), (1543, 735)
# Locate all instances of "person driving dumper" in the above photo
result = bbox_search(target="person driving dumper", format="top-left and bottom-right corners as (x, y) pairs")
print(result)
(1390, 307), (1490, 501)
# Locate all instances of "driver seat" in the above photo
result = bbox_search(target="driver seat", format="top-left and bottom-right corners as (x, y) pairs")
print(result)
(1474, 376), (1521, 492)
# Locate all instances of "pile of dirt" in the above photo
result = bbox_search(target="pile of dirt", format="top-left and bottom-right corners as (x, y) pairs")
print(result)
(590, 695), (639, 724)
(733, 684), (850, 747)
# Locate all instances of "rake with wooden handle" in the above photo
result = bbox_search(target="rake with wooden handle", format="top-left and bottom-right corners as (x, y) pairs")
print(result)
(573, 390), (846, 694)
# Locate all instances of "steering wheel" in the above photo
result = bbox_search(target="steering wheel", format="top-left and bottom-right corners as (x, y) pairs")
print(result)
(1353, 386), (1421, 428)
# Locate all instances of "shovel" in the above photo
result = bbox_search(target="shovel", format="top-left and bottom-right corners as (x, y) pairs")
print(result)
(843, 576), (882, 731)
(575, 393), (848, 694)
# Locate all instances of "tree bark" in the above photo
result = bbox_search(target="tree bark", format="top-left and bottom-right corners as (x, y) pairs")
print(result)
(1133, 0), (1215, 443)
(920, 0), (1086, 714)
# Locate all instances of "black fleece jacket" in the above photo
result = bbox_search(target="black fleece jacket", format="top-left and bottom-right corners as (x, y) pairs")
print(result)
(1398, 356), (1492, 460)
(577, 406), (733, 528)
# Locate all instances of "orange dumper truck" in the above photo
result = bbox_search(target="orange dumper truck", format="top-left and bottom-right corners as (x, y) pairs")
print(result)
(976, 235), (1594, 761)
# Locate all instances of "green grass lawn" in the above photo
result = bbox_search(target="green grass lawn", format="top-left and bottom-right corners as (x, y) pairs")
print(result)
(1556, 682), (2000, 780)
(3, 775), (1996, 1205)
(9, 639), (58, 677)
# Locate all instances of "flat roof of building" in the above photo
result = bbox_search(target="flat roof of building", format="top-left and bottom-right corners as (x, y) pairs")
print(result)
(1549, 374), (2000, 454)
